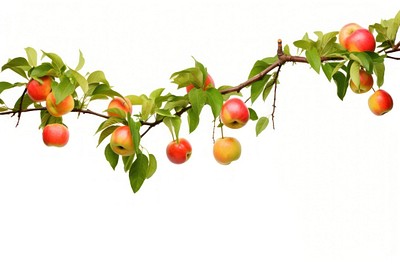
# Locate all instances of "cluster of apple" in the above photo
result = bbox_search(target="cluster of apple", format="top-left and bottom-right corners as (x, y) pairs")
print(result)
(339, 23), (394, 115)
(163, 74), (251, 166)
(26, 76), (74, 147)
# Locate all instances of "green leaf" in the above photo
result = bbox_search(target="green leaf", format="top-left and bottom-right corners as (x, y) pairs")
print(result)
(13, 94), (33, 110)
(156, 108), (173, 117)
(205, 88), (223, 118)
(75, 50), (85, 71)
(248, 107), (258, 121)
(305, 47), (321, 73)
(96, 117), (124, 134)
(170, 67), (203, 89)
(293, 40), (313, 51)
(256, 117), (269, 136)
(128, 116), (141, 156)
(149, 88), (165, 100)
(187, 108), (200, 133)
(248, 60), (269, 79)
(163, 116), (182, 140)
(123, 154), (135, 173)
(188, 87), (206, 116)
(373, 62), (385, 87)
(0, 82), (24, 94)
(129, 153), (149, 193)
(97, 125), (118, 147)
(87, 70), (109, 86)
(146, 154), (157, 179)
(41, 51), (65, 72)
(52, 76), (75, 104)
(30, 63), (55, 78)
(25, 47), (37, 67)
(333, 71), (348, 100)
(69, 69), (89, 93)
(105, 143), (119, 170)
(2, 57), (31, 71)
(141, 98), (155, 121)
(349, 61), (361, 89)
(250, 75), (269, 103)
(350, 52), (373, 72)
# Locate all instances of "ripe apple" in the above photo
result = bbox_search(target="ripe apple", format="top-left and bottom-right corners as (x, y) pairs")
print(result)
(42, 123), (69, 147)
(349, 69), (374, 94)
(186, 73), (215, 93)
(46, 92), (74, 117)
(339, 23), (375, 52)
(107, 96), (132, 118)
(26, 76), (52, 102)
(110, 125), (135, 156)
(166, 138), (192, 164)
(213, 137), (241, 165)
(368, 89), (393, 116)
(220, 98), (250, 129)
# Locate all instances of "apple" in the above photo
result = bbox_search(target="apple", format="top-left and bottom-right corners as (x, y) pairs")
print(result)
(220, 98), (250, 129)
(46, 92), (74, 117)
(349, 69), (374, 94)
(186, 73), (215, 93)
(26, 76), (52, 102)
(107, 96), (132, 118)
(213, 137), (241, 165)
(368, 89), (393, 116)
(110, 125), (135, 156)
(339, 23), (375, 52)
(42, 123), (69, 147)
(166, 138), (192, 164)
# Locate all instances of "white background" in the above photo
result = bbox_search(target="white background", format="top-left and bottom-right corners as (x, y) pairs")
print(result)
(0, 0), (399, 266)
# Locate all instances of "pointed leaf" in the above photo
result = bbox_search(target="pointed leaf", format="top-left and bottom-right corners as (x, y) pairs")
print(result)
(25, 47), (37, 67)
(97, 125), (118, 146)
(87, 70), (109, 86)
(305, 47), (321, 73)
(69, 69), (89, 93)
(187, 108), (200, 133)
(205, 88), (223, 118)
(75, 50), (85, 71)
(129, 153), (149, 193)
(146, 154), (157, 179)
(105, 143), (119, 170)
(373, 62), (385, 87)
(349, 61), (361, 89)
(256, 117), (269, 136)
(333, 71), (348, 100)
(188, 88), (206, 116)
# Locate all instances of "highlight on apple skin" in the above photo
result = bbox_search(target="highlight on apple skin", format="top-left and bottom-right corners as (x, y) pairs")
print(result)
(166, 138), (192, 164)
(110, 125), (135, 156)
(42, 123), (70, 147)
(26, 76), (52, 102)
(213, 137), (241, 165)
(107, 96), (132, 118)
(220, 98), (250, 129)
(368, 89), (393, 116)
(186, 73), (215, 93)
(46, 92), (74, 117)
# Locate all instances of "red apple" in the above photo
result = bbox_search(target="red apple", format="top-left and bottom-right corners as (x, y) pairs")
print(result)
(350, 69), (374, 94)
(186, 73), (215, 93)
(368, 89), (393, 116)
(110, 125), (135, 156)
(339, 23), (375, 52)
(46, 92), (74, 117)
(220, 98), (250, 129)
(107, 96), (132, 118)
(42, 123), (69, 147)
(213, 137), (241, 165)
(26, 76), (52, 102)
(166, 138), (192, 164)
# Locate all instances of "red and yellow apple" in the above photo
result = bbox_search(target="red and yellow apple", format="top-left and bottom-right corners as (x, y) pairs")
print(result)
(27, 76), (52, 102)
(349, 69), (374, 94)
(213, 137), (241, 165)
(110, 125), (135, 156)
(42, 123), (69, 147)
(107, 96), (132, 118)
(220, 98), (250, 129)
(166, 138), (192, 164)
(46, 92), (74, 117)
(339, 23), (375, 52)
(186, 73), (215, 93)
(368, 89), (393, 116)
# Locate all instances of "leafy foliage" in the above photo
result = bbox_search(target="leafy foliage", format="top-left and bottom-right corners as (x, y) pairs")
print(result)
(0, 10), (399, 193)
